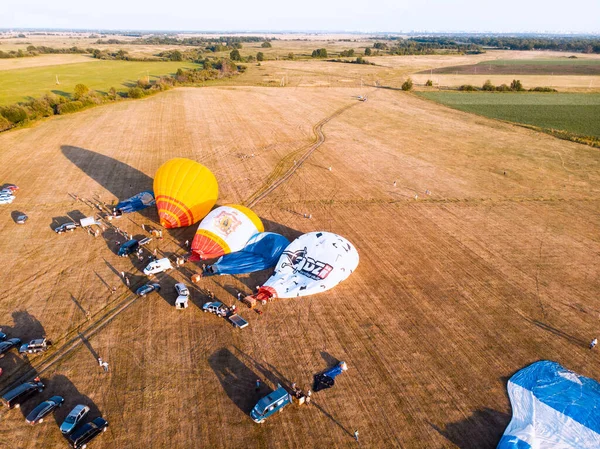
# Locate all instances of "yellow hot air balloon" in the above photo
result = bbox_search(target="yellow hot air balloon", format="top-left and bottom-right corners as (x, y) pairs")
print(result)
(153, 158), (218, 229)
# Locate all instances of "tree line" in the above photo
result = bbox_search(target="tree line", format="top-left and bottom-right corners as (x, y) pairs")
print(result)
(0, 58), (244, 133)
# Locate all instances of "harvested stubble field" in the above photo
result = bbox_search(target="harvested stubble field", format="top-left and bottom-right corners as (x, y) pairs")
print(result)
(0, 84), (599, 449)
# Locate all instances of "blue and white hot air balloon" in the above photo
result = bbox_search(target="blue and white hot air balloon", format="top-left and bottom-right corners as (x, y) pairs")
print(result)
(498, 360), (600, 449)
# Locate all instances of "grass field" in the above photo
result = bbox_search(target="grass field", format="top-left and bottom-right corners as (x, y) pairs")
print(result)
(416, 92), (600, 138)
(0, 60), (200, 105)
(0, 85), (599, 449)
(421, 58), (600, 76)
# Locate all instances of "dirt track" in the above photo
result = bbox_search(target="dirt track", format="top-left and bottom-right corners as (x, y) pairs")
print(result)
(0, 86), (598, 449)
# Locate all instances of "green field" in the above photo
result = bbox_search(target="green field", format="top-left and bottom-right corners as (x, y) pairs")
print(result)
(417, 92), (600, 138)
(0, 59), (200, 105)
(482, 58), (600, 66)
(422, 58), (600, 75)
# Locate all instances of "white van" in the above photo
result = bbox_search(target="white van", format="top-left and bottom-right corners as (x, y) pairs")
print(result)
(143, 258), (173, 276)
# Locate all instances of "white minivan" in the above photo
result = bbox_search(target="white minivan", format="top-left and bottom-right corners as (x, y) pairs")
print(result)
(143, 258), (173, 276)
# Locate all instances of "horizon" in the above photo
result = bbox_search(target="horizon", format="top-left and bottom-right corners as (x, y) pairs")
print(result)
(2, 0), (599, 35)
(1, 28), (599, 37)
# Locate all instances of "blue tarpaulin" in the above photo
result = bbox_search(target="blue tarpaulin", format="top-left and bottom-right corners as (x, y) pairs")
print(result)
(203, 232), (290, 276)
(115, 191), (155, 214)
(498, 360), (600, 448)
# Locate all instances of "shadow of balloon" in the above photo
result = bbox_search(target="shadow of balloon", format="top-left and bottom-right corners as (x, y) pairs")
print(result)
(60, 145), (157, 222)
(50, 374), (103, 429)
(208, 347), (269, 415)
(430, 407), (510, 449)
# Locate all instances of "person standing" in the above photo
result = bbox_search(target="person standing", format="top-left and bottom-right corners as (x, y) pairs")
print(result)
(354, 430), (359, 442)
(590, 338), (598, 349)
(255, 379), (261, 391)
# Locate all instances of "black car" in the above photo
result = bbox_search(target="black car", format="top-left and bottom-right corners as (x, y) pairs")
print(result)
(0, 338), (22, 357)
(26, 395), (64, 424)
(1, 379), (44, 409)
(55, 222), (78, 234)
(69, 417), (109, 448)
(136, 283), (160, 297)
(118, 239), (140, 257)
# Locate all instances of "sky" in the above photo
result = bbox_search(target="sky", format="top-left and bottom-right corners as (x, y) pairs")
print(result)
(1, 0), (599, 34)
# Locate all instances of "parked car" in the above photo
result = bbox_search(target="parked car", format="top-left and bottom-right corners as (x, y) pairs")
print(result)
(118, 239), (140, 257)
(16, 214), (28, 224)
(0, 338), (22, 357)
(19, 338), (52, 354)
(1, 379), (44, 409)
(60, 404), (90, 434)
(0, 195), (15, 204)
(1, 184), (18, 192)
(202, 301), (228, 317)
(174, 283), (189, 298)
(250, 385), (293, 423)
(174, 283), (190, 309)
(143, 257), (173, 276)
(0, 331), (6, 341)
(68, 417), (108, 449)
(136, 283), (160, 297)
(26, 396), (64, 424)
(54, 222), (78, 234)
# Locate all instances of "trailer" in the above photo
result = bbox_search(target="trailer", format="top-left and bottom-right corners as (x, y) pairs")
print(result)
(228, 314), (248, 329)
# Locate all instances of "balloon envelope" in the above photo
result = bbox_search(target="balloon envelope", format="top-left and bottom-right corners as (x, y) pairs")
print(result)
(499, 360), (600, 449)
(191, 204), (264, 260)
(115, 190), (155, 214)
(259, 231), (359, 299)
(153, 158), (218, 229)
(203, 232), (290, 276)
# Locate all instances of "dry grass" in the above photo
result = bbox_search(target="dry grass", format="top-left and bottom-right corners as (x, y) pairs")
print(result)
(0, 54), (99, 72)
(0, 63), (598, 449)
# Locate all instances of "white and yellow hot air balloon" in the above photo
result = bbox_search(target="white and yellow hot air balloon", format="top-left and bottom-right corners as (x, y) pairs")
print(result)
(153, 158), (218, 229)
(190, 205), (263, 260)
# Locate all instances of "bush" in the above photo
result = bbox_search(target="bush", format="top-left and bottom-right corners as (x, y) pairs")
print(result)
(311, 48), (328, 58)
(482, 79), (495, 91)
(288, 52), (294, 60)
(127, 87), (145, 99)
(364, 47), (372, 56)
(0, 105), (28, 124)
(27, 98), (53, 118)
(0, 115), (12, 132)
(496, 84), (511, 91)
(425, 79), (433, 87)
(401, 78), (413, 91)
(529, 87), (558, 92)
(256, 52), (264, 61)
(510, 79), (525, 91)
(170, 50), (183, 61)
(57, 101), (84, 114)
(230, 49), (241, 61)
(458, 84), (478, 91)
(261, 41), (272, 48)
(73, 84), (90, 100)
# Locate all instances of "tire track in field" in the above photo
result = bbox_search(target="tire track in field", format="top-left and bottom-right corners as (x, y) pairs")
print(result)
(0, 291), (141, 394)
(244, 101), (359, 207)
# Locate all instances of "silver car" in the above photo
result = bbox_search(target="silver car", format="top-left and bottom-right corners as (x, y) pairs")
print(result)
(60, 404), (90, 434)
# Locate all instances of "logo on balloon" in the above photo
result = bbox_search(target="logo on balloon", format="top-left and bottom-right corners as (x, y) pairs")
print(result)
(281, 248), (333, 280)
(213, 211), (242, 236)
